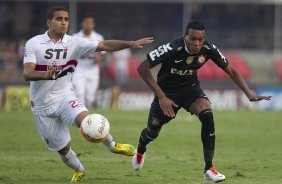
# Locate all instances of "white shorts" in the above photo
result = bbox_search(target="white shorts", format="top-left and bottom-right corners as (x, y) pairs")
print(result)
(72, 67), (99, 106)
(32, 94), (88, 151)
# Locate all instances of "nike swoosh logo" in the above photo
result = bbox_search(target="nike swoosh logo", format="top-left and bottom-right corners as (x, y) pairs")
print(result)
(209, 133), (215, 136)
(175, 60), (183, 63)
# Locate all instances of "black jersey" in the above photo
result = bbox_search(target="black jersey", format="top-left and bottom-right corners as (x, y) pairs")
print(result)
(146, 37), (229, 91)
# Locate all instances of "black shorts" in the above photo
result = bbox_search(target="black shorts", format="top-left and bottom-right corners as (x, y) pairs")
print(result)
(147, 85), (209, 130)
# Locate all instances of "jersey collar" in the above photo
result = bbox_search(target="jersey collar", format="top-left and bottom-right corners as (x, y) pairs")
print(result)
(43, 31), (69, 44)
(183, 37), (193, 54)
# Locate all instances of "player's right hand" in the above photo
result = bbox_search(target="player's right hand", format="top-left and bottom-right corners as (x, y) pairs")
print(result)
(249, 95), (272, 101)
(130, 37), (154, 49)
(44, 65), (56, 79)
(159, 96), (178, 117)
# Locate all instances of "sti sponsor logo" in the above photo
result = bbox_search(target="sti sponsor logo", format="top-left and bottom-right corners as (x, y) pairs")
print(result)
(44, 48), (68, 59)
(149, 43), (173, 61)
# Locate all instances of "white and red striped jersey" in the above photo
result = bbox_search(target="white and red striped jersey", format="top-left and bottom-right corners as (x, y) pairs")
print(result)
(23, 31), (99, 110)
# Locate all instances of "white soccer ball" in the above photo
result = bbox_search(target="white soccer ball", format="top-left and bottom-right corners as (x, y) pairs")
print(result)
(80, 114), (110, 143)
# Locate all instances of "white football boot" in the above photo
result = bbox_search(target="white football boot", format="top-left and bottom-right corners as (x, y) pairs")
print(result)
(132, 152), (145, 171)
(203, 167), (226, 183)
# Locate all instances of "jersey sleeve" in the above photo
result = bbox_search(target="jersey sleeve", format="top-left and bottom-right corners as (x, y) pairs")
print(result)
(76, 37), (99, 57)
(146, 42), (176, 68)
(209, 44), (229, 69)
(23, 39), (37, 64)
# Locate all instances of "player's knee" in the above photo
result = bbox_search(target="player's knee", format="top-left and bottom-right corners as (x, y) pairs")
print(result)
(147, 116), (163, 136)
(58, 143), (71, 155)
(147, 126), (161, 138)
(199, 109), (213, 124)
(75, 111), (90, 127)
(199, 109), (215, 135)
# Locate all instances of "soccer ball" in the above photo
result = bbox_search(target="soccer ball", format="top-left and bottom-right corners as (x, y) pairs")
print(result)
(80, 114), (110, 143)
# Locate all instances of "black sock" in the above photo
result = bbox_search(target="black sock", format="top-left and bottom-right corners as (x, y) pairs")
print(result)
(199, 109), (215, 171)
(137, 128), (158, 154)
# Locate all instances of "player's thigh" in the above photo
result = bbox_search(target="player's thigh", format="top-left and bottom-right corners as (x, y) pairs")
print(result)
(32, 110), (71, 152)
(147, 96), (180, 131)
(72, 73), (86, 96)
(182, 86), (211, 116)
(189, 98), (211, 116)
(58, 94), (89, 127)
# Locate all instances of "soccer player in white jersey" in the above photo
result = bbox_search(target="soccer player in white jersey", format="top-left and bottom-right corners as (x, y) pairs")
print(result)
(23, 6), (153, 182)
(72, 14), (105, 108)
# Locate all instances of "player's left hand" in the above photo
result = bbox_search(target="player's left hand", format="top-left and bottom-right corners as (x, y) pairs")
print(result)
(249, 95), (272, 102)
(130, 37), (154, 49)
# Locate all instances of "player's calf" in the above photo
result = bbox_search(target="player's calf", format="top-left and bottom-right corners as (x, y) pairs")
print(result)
(138, 127), (159, 154)
(132, 127), (159, 171)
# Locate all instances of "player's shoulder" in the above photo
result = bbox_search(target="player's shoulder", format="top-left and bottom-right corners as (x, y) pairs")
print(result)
(203, 41), (220, 51)
(26, 33), (45, 45)
(169, 37), (185, 50)
(72, 30), (84, 38)
(202, 41), (222, 54)
(92, 31), (104, 40)
(153, 37), (184, 53)
(70, 34), (85, 42)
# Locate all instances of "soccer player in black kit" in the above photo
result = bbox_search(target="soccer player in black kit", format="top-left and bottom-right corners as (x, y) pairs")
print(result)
(132, 21), (272, 183)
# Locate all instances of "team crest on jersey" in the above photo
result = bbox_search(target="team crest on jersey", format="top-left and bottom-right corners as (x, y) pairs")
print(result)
(186, 56), (194, 65)
(197, 55), (206, 64)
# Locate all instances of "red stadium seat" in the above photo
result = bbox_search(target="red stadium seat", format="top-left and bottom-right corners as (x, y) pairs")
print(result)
(198, 52), (251, 81)
(275, 60), (282, 80)
(224, 52), (251, 80)
(198, 61), (216, 80)
(127, 56), (141, 79)
(107, 57), (116, 79)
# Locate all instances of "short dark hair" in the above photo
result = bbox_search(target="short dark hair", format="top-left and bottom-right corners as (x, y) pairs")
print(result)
(185, 21), (205, 35)
(81, 13), (95, 22)
(47, 6), (68, 20)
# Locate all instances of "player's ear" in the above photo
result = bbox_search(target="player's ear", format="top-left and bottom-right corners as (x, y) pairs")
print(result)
(47, 19), (51, 27)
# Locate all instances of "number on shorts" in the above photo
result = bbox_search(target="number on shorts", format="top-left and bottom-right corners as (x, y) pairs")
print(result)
(69, 100), (79, 108)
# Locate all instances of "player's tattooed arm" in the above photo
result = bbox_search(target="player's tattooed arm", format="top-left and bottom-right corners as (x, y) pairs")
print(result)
(23, 63), (56, 81)
(96, 37), (154, 52)
(224, 64), (272, 102)
(137, 59), (178, 117)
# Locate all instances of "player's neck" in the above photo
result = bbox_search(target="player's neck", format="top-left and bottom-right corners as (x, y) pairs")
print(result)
(48, 31), (64, 42)
(83, 30), (92, 37)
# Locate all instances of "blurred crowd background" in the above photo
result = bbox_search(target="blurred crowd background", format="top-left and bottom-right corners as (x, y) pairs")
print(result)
(0, 0), (282, 110)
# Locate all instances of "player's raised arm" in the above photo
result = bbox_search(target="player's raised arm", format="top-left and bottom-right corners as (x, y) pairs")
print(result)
(96, 37), (154, 52)
(224, 64), (272, 101)
(23, 63), (56, 81)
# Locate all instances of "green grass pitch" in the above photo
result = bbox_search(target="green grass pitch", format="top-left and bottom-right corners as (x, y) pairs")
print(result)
(0, 109), (281, 184)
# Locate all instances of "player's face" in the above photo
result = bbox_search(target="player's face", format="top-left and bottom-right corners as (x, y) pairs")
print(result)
(82, 18), (95, 33)
(47, 11), (69, 36)
(185, 29), (205, 54)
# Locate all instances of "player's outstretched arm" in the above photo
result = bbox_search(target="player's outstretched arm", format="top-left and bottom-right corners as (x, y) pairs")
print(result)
(224, 64), (272, 102)
(23, 63), (56, 81)
(96, 37), (154, 52)
(137, 60), (178, 117)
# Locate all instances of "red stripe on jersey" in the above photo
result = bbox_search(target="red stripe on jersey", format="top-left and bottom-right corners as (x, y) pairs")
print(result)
(34, 60), (78, 71)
